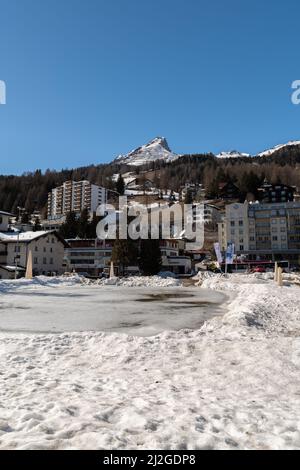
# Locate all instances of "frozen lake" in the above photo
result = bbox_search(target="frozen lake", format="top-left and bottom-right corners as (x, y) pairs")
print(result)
(0, 286), (227, 336)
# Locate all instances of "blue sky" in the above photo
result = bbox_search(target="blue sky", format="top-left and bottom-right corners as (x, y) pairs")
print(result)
(0, 0), (300, 174)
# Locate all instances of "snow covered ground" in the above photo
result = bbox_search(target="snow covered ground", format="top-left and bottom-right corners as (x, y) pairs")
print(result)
(0, 273), (299, 450)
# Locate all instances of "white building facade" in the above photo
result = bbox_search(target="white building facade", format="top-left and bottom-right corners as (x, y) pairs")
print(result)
(47, 180), (107, 220)
(0, 231), (67, 279)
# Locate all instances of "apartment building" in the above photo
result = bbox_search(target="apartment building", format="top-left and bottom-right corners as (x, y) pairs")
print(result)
(64, 239), (113, 277)
(0, 230), (68, 279)
(47, 180), (107, 220)
(218, 202), (249, 253)
(218, 201), (300, 265)
(257, 180), (295, 203)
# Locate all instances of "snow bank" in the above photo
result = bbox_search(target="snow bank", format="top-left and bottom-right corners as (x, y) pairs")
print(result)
(0, 274), (181, 293)
(81, 275), (181, 288)
(0, 273), (299, 450)
(0, 275), (82, 293)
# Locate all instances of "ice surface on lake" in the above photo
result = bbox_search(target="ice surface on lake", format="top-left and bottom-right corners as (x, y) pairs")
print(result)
(0, 286), (227, 336)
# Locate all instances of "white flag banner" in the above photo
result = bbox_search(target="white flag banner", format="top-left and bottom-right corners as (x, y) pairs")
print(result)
(226, 242), (235, 265)
(214, 242), (223, 265)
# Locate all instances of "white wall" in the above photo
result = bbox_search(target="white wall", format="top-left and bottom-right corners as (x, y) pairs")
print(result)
(6, 234), (66, 275)
(0, 214), (10, 232)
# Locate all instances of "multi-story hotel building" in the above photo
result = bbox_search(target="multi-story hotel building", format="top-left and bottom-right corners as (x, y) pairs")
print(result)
(47, 180), (107, 220)
(218, 201), (300, 266)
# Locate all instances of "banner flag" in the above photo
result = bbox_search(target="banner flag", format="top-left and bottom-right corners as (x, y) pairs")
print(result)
(225, 242), (235, 265)
(214, 242), (223, 265)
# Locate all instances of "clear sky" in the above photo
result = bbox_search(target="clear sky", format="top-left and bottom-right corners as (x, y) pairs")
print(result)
(0, 0), (300, 175)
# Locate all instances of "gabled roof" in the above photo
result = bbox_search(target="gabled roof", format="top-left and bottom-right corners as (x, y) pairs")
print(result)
(0, 230), (69, 247)
(0, 210), (13, 217)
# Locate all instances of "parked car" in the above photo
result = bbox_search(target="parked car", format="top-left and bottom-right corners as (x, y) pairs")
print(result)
(252, 266), (266, 273)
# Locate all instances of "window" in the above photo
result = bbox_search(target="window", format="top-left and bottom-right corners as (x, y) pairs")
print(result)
(35, 246), (38, 252)
(50, 258), (53, 265)
(239, 245), (244, 251)
(239, 220), (243, 226)
(43, 247), (46, 252)
(272, 236), (278, 241)
(34, 257), (38, 265)
(43, 257), (47, 264)
(51, 238), (55, 243)
(230, 221), (235, 227)
(50, 247), (53, 253)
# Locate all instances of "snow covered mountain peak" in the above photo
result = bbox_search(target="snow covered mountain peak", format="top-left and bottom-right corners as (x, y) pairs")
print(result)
(115, 137), (180, 166)
(257, 140), (300, 157)
(216, 150), (251, 159)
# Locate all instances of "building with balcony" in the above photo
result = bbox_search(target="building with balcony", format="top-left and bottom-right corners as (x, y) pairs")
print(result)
(257, 180), (295, 203)
(218, 201), (300, 266)
(64, 238), (113, 277)
(47, 180), (107, 220)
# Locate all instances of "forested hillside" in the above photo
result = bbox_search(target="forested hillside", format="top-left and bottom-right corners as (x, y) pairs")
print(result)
(1, 148), (300, 215)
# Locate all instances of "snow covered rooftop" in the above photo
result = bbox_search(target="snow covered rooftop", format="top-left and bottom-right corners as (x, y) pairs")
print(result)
(0, 210), (13, 216)
(0, 230), (54, 243)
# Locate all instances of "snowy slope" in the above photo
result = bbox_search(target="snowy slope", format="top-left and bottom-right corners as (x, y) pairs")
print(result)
(257, 140), (300, 157)
(114, 137), (180, 166)
(216, 140), (300, 159)
(216, 150), (251, 159)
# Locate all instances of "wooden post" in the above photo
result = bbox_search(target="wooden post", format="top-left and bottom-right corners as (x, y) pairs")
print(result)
(274, 262), (278, 282)
(277, 267), (283, 287)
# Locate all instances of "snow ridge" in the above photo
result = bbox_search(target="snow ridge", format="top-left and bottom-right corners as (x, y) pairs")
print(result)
(114, 137), (180, 166)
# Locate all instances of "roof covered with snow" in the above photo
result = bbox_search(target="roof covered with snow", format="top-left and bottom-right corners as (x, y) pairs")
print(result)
(0, 230), (69, 246)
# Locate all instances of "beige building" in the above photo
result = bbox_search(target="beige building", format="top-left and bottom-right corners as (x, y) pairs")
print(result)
(0, 231), (68, 279)
(218, 201), (300, 265)
(218, 202), (249, 254)
(47, 180), (107, 220)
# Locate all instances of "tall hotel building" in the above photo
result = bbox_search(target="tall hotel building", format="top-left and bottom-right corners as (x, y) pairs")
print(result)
(47, 180), (107, 220)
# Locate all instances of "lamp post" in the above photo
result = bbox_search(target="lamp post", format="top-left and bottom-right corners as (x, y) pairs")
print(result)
(14, 229), (20, 280)
(14, 207), (25, 280)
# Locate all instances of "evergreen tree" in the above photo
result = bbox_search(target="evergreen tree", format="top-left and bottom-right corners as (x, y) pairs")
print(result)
(87, 212), (101, 238)
(139, 239), (162, 275)
(184, 188), (193, 204)
(60, 212), (78, 239)
(111, 238), (138, 276)
(116, 175), (125, 195)
(78, 208), (90, 238)
(33, 217), (42, 232)
(21, 211), (30, 224)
